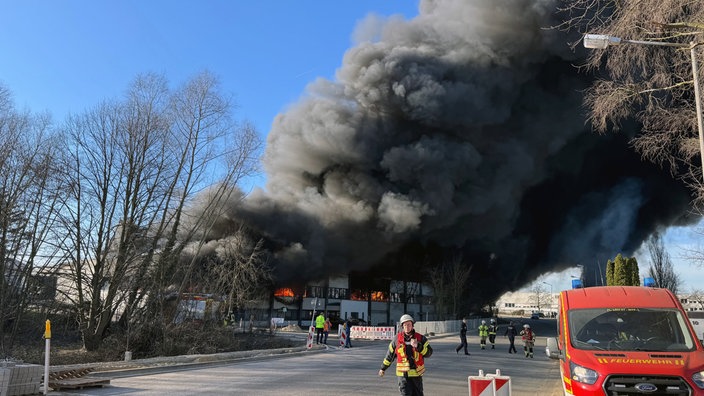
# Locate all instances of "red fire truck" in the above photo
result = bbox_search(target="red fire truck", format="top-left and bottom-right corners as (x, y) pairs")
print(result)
(546, 285), (704, 395)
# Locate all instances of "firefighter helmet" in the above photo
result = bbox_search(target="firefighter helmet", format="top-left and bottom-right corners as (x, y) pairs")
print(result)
(481, 320), (486, 324)
(490, 319), (495, 324)
(399, 314), (415, 325)
(524, 324), (530, 328)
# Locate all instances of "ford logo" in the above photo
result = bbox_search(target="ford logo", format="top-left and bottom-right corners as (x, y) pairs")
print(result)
(634, 383), (658, 393)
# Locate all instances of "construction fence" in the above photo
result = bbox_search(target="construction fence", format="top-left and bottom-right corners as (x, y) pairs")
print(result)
(341, 318), (486, 340)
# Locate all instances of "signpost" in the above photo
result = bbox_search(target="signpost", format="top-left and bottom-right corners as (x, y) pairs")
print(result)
(306, 297), (319, 349)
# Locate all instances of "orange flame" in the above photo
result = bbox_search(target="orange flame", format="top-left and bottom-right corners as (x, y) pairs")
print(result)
(350, 290), (387, 301)
(371, 291), (387, 302)
(274, 288), (295, 297)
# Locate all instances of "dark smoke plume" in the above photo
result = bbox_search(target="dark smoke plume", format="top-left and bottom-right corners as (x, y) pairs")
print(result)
(227, 0), (696, 304)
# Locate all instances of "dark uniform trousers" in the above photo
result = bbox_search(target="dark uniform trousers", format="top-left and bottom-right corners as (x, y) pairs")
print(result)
(398, 375), (424, 396)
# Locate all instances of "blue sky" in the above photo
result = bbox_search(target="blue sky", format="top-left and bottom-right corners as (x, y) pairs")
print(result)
(0, 1), (417, 146)
(2, 1), (701, 293)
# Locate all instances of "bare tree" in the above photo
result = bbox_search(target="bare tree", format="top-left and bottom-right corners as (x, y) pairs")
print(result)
(448, 255), (471, 318)
(426, 264), (448, 320)
(0, 85), (64, 356)
(54, 71), (261, 350)
(209, 227), (272, 318)
(528, 284), (551, 314)
(645, 233), (682, 294)
(427, 254), (471, 319)
(556, 1), (704, 196)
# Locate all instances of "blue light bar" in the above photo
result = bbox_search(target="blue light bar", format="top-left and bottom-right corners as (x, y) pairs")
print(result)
(643, 277), (655, 287)
(571, 279), (583, 289)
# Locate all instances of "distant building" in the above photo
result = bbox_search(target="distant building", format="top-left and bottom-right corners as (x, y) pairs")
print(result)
(496, 289), (704, 318)
(679, 293), (704, 312)
(494, 290), (557, 318)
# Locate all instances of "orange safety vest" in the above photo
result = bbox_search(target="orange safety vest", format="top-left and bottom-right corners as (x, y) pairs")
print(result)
(392, 332), (426, 377)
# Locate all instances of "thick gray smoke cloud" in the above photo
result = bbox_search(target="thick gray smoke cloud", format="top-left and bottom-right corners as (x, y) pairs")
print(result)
(235, 0), (696, 303)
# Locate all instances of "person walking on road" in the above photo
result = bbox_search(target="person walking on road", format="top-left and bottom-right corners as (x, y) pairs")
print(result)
(520, 323), (536, 358)
(315, 312), (325, 344)
(504, 321), (518, 353)
(478, 320), (489, 349)
(344, 318), (353, 348)
(323, 317), (332, 344)
(455, 318), (469, 355)
(488, 319), (498, 349)
(378, 314), (433, 396)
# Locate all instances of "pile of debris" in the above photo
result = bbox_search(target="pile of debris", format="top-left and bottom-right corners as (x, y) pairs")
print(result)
(279, 324), (304, 332)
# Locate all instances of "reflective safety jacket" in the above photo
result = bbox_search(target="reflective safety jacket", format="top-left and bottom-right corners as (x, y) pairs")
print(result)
(380, 331), (433, 377)
(478, 324), (489, 337)
(315, 314), (325, 329)
(488, 324), (498, 335)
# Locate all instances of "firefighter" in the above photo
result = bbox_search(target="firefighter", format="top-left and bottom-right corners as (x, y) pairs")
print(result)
(478, 320), (489, 349)
(615, 317), (631, 341)
(488, 319), (498, 349)
(378, 314), (433, 396)
(520, 323), (535, 358)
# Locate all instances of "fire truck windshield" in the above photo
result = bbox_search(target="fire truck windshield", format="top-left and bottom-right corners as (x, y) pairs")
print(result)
(568, 308), (697, 352)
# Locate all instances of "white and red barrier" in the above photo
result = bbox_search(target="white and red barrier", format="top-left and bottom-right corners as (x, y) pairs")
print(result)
(350, 326), (395, 340)
(339, 330), (347, 348)
(306, 326), (315, 349)
(468, 369), (511, 396)
(469, 370), (495, 396)
(486, 370), (511, 396)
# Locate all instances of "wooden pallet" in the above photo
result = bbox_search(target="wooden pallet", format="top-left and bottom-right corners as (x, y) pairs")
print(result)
(48, 368), (112, 390)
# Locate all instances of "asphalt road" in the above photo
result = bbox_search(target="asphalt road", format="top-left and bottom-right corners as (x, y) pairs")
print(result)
(54, 318), (562, 396)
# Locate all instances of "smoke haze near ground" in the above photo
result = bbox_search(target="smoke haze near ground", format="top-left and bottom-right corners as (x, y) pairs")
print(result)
(224, 0), (696, 304)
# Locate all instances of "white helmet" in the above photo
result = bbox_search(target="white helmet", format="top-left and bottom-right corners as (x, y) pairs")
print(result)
(481, 320), (486, 324)
(523, 324), (530, 328)
(490, 319), (495, 323)
(399, 314), (415, 325)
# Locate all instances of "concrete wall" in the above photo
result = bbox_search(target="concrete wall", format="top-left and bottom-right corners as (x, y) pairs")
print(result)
(413, 319), (483, 336)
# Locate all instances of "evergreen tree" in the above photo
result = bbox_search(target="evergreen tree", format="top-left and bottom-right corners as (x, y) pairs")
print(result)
(627, 257), (640, 286)
(606, 259), (615, 286)
(607, 254), (640, 286)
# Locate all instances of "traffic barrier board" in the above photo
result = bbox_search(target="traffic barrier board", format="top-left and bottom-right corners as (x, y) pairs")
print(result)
(339, 330), (346, 348)
(486, 370), (511, 396)
(469, 369), (512, 396)
(306, 326), (314, 349)
(468, 375), (495, 396)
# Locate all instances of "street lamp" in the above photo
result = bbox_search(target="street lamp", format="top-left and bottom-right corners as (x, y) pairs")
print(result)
(583, 34), (704, 182)
(542, 281), (553, 295)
